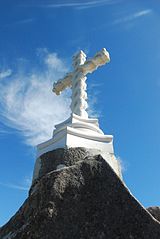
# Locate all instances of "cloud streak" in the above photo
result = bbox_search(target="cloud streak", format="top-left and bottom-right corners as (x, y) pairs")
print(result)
(0, 174), (32, 191)
(0, 49), (71, 146)
(0, 182), (29, 191)
(2, 18), (34, 28)
(41, 0), (119, 10)
(112, 9), (152, 25)
(0, 69), (12, 80)
(14, 18), (34, 25)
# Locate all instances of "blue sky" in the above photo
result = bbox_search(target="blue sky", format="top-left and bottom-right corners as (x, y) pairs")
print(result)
(0, 0), (160, 226)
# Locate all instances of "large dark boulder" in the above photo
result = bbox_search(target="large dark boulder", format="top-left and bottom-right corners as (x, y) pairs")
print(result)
(0, 148), (160, 239)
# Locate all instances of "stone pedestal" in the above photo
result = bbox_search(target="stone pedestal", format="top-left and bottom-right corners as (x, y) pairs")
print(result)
(37, 113), (114, 157)
(33, 114), (122, 182)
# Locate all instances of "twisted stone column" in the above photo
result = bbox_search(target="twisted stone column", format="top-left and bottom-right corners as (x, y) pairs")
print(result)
(71, 72), (88, 118)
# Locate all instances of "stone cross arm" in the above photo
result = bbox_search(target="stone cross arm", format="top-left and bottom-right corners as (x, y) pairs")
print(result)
(53, 72), (73, 95)
(79, 48), (110, 75)
(52, 48), (110, 96)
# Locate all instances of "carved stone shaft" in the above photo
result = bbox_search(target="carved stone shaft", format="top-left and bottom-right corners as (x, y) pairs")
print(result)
(71, 73), (88, 118)
(71, 51), (88, 118)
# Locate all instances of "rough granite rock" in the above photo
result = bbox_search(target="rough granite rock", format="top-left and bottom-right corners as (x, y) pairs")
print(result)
(39, 147), (89, 179)
(147, 207), (160, 222)
(0, 148), (160, 239)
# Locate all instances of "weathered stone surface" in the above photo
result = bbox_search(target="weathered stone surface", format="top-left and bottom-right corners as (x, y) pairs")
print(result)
(39, 147), (87, 178)
(147, 207), (160, 222)
(34, 147), (121, 182)
(0, 148), (160, 239)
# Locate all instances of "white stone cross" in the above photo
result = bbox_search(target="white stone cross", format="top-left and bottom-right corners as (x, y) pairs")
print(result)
(53, 48), (110, 118)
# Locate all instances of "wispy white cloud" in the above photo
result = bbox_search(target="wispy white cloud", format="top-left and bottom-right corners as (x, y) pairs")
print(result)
(44, 53), (68, 71)
(0, 174), (32, 191)
(116, 156), (125, 173)
(14, 18), (34, 25)
(23, 175), (32, 188)
(112, 9), (152, 25)
(0, 69), (12, 80)
(0, 49), (100, 146)
(0, 128), (9, 134)
(134, 9), (152, 18)
(87, 82), (102, 118)
(2, 18), (34, 28)
(88, 95), (100, 118)
(42, 0), (119, 10)
(0, 49), (71, 146)
(0, 182), (29, 191)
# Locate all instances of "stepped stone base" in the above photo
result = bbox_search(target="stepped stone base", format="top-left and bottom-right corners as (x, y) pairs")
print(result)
(34, 114), (121, 181)
(0, 148), (160, 239)
(37, 114), (114, 158)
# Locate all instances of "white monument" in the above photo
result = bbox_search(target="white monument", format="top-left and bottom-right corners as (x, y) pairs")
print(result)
(33, 49), (122, 181)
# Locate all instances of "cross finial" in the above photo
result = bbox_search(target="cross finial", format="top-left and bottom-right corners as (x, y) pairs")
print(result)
(72, 50), (86, 69)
